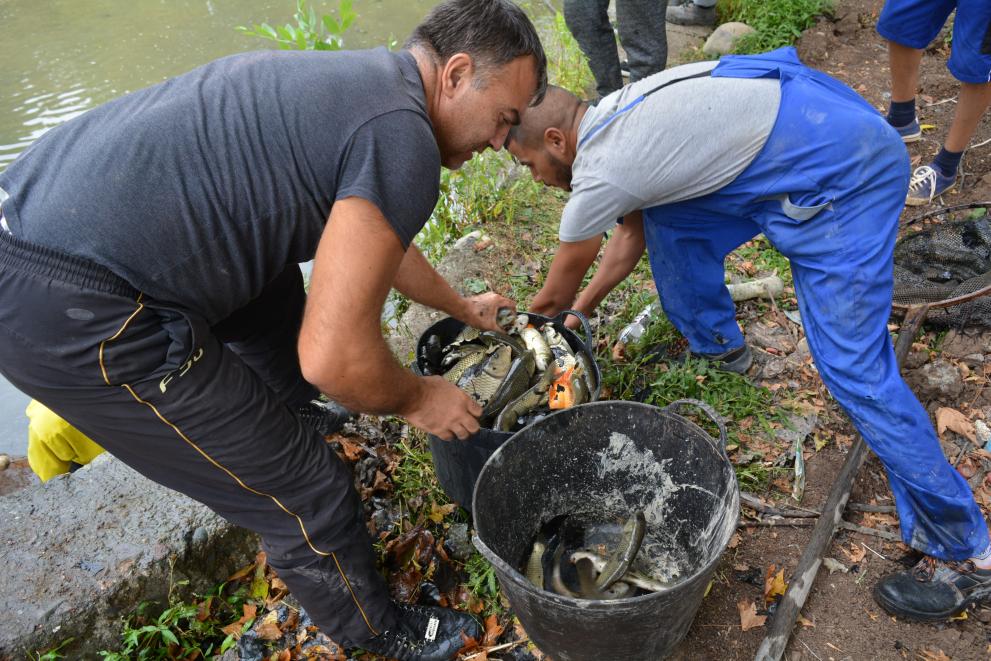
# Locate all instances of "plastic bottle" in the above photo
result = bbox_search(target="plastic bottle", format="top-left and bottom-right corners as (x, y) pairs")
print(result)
(617, 299), (662, 345)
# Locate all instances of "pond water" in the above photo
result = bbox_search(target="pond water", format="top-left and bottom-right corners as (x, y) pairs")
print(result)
(0, 0), (445, 170)
(0, 0), (557, 457)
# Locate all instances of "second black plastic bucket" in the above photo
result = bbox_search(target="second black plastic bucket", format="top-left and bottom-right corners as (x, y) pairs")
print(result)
(472, 400), (740, 661)
(414, 310), (600, 511)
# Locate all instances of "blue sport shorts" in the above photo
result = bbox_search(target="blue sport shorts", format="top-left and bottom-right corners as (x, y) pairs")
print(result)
(877, 0), (991, 83)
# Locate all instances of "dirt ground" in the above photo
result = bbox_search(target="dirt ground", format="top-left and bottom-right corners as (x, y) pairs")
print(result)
(672, 2), (991, 659)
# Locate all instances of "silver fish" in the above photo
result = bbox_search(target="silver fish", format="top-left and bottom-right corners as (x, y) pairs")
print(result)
(511, 314), (529, 335)
(526, 533), (547, 590)
(595, 511), (646, 590)
(494, 363), (555, 432)
(442, 345), (493, 383)
(521, 327), (552, 371)
(454, 345), (513, 408)
(481, 350), (535, 420)
(496, 307), (517, 332)
(441, 343), (487, 369)
(542, 325), (573, 358)
(570, 551), (672, 593)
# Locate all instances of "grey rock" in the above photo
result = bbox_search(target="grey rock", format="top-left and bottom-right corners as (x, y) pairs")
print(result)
(940, 329), (991, 359)
(775, 412), (818, 447)
(976, 420), (991, 448)
(791, 337), (813, 365)
(444, 522), (474, 562)
(702, 22), (756, 57)
(962, 353), (985, 367)
(0, 454), (258, 657)
(387, 232), (494, 363)
(903, 349), (930, 370)
(914, 359), (965, 402)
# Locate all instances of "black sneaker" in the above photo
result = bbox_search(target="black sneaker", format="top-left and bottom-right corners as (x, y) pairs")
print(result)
(874, 556), (991, 622)
(358, 602), (482, 661)
(297, 398), (355, 436)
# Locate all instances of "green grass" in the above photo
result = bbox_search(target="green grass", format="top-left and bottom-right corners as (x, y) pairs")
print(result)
(98, 568), (249, 660)
(719, 0), (833, 54)
(464, 551), (504, 615)
(392, 437), (447, 508)
(544, 11), (596, 97)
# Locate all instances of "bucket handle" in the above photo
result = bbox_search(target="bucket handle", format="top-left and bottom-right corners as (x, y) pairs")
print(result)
(552, 309), (595, 354)
(664, 398), (728, 457)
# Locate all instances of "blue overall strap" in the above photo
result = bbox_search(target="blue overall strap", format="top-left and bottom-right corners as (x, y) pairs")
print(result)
(712, 45), (877, 114)
(579, 70), (712, 147)
(710, 46), (801, 80)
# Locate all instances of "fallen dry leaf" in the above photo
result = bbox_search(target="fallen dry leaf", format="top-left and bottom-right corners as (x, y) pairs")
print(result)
(473, 237), (493, 252)
(764, 566), (787, 605)
(958, 456), (979, 480)
(227, 559), (257, 582)
(222, 603), (258, 638)
(727, 533), (741, 549)
(918, 648), (951, 661)
(612, 341), (627, 363)
(255, 610), (284, 641)
(738, 600), (767, 631)
(333, 435), (367, 462)
(797, 613), (815, 628)
(936, 407), (977, 445)
(482, 613), (505, 646)
(429, 502), (459, 524)
(841, 542), (866, 564)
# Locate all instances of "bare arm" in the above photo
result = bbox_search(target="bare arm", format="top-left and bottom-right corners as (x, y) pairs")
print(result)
(570, 212), (645, 319)
(529, 234), (603, 316)
(394, 244), (515, 331)
(299, 197), (481, 440)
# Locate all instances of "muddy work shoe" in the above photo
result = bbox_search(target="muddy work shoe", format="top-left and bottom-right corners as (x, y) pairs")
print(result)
(296, 398), (355, 436)
(666, 1), (716, 26)
(691, 344), (753, 374)
(874, 556), (991, 621)
(358, 602), (481, 661)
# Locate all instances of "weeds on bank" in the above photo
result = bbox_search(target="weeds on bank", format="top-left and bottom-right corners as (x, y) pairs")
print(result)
(719, 0), (833, 54)
(544, 11), (596, 96)
(237, 0), (356, 51)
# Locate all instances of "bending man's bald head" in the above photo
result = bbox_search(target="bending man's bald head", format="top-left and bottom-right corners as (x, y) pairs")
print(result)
(507, 85), (583, 148)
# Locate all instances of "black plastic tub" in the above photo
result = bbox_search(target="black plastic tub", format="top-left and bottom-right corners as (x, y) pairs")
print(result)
(471, 400), (740, 661)
(413, 310), (600, 511)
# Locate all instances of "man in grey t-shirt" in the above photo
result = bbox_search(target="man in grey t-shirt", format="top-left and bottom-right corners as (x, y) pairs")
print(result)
(508, 48), (991, 624)
(0, 2), (546, 658)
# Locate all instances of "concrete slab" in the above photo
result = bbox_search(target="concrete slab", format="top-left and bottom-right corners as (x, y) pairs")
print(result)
(0, 454), (258, 658)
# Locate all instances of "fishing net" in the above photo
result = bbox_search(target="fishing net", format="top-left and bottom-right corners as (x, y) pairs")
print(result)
(892, 203), (991, 329)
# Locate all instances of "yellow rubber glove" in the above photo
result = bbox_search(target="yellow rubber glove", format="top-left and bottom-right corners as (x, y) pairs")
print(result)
(26, 400), (105, 482)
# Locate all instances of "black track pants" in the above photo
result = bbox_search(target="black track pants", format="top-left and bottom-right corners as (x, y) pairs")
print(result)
(0, 232), (392, 646)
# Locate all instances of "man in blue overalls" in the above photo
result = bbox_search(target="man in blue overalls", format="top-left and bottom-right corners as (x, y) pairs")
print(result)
(507, 47), (991, 622)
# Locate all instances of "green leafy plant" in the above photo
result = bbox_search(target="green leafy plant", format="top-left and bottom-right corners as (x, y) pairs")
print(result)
(465, 552), (503, 613)
(718, 0), (833, 54)
(545, 11), (596, 96)
(237, 0), (356, 51)
(29, 638), (74, 661)
(99, 571), (249, 659)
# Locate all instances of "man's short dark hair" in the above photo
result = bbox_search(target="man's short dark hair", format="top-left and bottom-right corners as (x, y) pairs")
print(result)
(406, 0), (548, 105)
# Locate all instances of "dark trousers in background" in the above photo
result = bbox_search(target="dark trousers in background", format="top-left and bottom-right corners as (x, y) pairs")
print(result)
(0, 233), (392, 646)
(563, 0), (668, 98)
